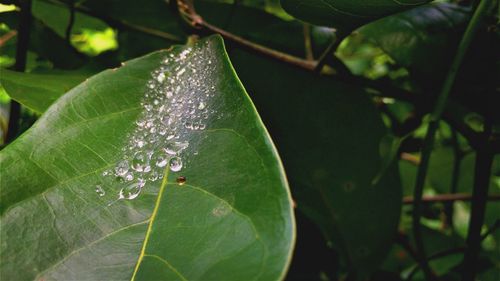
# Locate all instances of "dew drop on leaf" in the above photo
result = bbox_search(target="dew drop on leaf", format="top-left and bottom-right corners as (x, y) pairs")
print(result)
(170, 157), (183, 172)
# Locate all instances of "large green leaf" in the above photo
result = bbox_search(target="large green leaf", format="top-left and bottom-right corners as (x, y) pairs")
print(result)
(229, 49), (402, 280)
(0, 69), (86, 113)
(280, 0), (430, 30)
(358, 2), (470, 80)
(0, 35), (295, 280)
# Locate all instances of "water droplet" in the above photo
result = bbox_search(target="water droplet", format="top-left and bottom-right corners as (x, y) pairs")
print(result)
(170, 157), (182, 172)
(131, 151), (149, 172)
(198, 102), (206, 110)
(115, 161), (129, 176)
(156, 72), (166, 83)
(155, 154), (168, 167)
(95, 185), (105, 197)
(176, 176), (186, 185)
(118, 180), (145, 200)
(125, 172), (134, 181)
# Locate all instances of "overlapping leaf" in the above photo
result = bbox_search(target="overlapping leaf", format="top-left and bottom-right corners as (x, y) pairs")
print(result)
(280, 0), (431, 29)
(230, 49), (402, 280)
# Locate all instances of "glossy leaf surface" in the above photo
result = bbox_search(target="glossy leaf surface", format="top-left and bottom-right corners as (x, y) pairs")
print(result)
(0, 35), (294, 281)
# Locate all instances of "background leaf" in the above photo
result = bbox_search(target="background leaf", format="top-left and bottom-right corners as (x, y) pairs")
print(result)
(280, 0), (431, 30)
(229, 49), (402, 280)
(0, 69), (86, 113)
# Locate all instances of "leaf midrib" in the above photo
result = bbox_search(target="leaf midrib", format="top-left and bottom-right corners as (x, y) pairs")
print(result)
(130, 166), (170, 280)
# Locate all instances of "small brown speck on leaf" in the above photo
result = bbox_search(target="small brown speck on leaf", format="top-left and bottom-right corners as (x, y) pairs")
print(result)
(176, 176), (186, 185)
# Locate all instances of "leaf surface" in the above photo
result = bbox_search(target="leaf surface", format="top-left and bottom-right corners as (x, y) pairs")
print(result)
(0, 69), (86, 113)
(0, 35), (294, 281)
(280, 0), (430, 29)
(359, 2), (470, 80)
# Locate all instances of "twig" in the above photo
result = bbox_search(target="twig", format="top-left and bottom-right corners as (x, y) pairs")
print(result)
(201, 21), (317, 70)
(462, 123), (494, 281)
(401, 152), (420, 165)
(176, 0), (317, 70)
(411, 1), (492, 280)
(65, 0), (75, 46)
(5, 0), (32, 144)
(0, 30), (17, 47)
(403, 193), (500, 204)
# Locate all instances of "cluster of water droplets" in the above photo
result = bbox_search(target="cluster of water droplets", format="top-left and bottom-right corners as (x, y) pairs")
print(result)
(98, 42), (217, 201)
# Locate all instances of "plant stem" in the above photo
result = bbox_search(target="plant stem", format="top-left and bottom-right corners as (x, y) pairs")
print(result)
(5, 0), (32, 144)
(411, 0), (492, 280)
(403, 193), (500, 204)
(461, 127), (494, 281)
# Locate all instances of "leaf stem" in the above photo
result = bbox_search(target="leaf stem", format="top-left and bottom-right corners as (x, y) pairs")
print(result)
(5, 0), (32, 144)
(411, 0), (493, 280)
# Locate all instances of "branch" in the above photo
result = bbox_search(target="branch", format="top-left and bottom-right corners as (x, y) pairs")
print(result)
(176, 0), (319, 71)
(0, 30), (17, 47)
(403, 193), (500, 204)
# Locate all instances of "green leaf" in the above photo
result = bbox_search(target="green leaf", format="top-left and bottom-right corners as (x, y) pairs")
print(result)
(0, 35), (295, 280)
(358, 2), (470, 80)
(0, 69), (87, 113)
(280, 0), (430, 30)
(229, 49), (402, 280)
